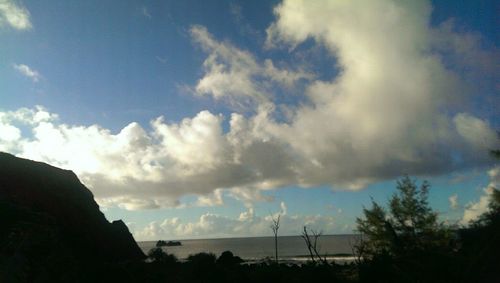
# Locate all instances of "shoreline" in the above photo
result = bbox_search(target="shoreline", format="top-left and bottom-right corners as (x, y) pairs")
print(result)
(137, 233), (360, 243)
(138, 235), (359, 264)
(242, 254), (357, 265)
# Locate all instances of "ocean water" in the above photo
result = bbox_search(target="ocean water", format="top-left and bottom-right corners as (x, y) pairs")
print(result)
(138, 234), (359, 263)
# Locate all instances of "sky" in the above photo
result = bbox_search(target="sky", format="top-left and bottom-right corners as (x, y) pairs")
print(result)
(1, 0), (499, 241)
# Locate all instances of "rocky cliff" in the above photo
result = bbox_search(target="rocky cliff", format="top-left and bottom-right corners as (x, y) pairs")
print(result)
(0, 152), (145, 267)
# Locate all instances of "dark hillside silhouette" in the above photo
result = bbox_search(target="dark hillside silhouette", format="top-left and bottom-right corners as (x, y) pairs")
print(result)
(0, 152), (144, 281)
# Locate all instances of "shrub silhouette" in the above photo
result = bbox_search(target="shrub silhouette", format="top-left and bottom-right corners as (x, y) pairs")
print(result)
(147, 247), (177, 265)
(185, 252), (217, 280)
(217, 250), (243, 266)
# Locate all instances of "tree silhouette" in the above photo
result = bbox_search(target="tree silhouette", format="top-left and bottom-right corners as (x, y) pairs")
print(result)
(355, 176), (452, 258)
(457, 140), (500, 282)
(354, 176), (457, 282)
(147, 247), (177, 264)
(301, 226), (328, 265)
(270, 214), (280, 263)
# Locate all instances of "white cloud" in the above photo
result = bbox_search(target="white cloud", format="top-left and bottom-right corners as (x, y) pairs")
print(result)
(133, 203), (337, 240)
(1, 0), (498, 210)
(280, 201), (287, 216)
(454, 113), (498, 152)
(449, 194), (458, 210)
(0, 0), (31, 30)
(194, 189), (224, 207)
(260, 0), (498, 187)
(461, 166), (499, 224)
(432, 19), (500, 81)
(229, 188), (274, 208)
(191, 25), (312, 109)
(462, 188), (493, 225)
(191, 25), (266, 107)
(13, 64), (41, 82)
(0, 122), (21, 152)
(0, 106), (291, 209)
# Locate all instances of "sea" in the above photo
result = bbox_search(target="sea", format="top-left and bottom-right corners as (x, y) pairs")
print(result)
(138, 234), (360, 264)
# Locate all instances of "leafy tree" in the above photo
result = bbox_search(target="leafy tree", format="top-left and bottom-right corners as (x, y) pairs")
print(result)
(355, 176), (453, 258)
(457, 145), (500, 281)
(147, 247), (177, 264)
(354, 176), (458, 282)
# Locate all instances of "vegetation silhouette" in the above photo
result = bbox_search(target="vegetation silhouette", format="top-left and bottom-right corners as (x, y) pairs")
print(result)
(301, 226), (329, 265)
(456, 143), (500, 282)
(270, 213), (281, 263)
(354, 176), (457, 282)
(148, 247), (178, 264)
(216, 250), (243, 266)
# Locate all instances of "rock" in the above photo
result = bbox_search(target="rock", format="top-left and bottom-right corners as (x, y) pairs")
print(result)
(0, 152), (145, 263)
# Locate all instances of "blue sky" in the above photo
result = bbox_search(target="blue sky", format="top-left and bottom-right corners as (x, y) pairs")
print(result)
(1, 0), (499, 240)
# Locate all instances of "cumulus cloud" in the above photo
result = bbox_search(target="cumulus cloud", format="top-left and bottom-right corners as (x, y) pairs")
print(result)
(0, 0), (31, 30)
(432, 19), (500, 82)
(449, 194), (458, 210)
(461, 166), (499, 224)
(259, 0), (498, 188)
(1, 0), (498, 210)
(229, 187), (274, 208)
(454, 113), (499, 153)
(194, 189), (224, 207)
(0, 106), (291, 209)
(191, 25), (313, 109)
(12, 63), (41, 82)
(133, 203), (337, 240)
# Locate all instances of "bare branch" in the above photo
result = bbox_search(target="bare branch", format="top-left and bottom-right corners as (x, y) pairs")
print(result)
(270, 214), (280, 235)
(270, 214), (281, 263)
(301, 226), (329, 265)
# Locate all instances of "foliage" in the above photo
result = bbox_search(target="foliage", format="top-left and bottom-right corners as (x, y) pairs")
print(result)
(155, 240), (167, 247)
(454, 130), (500, 281)
(472, 188), (500, 228)
(458, 187), (500, 282)
(216, 250), (243, 266)
(355, 176), (453, 259)
(354, 176), (459, 282)
(147, 247), (178, 264)
(456, 135), (500, 280)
